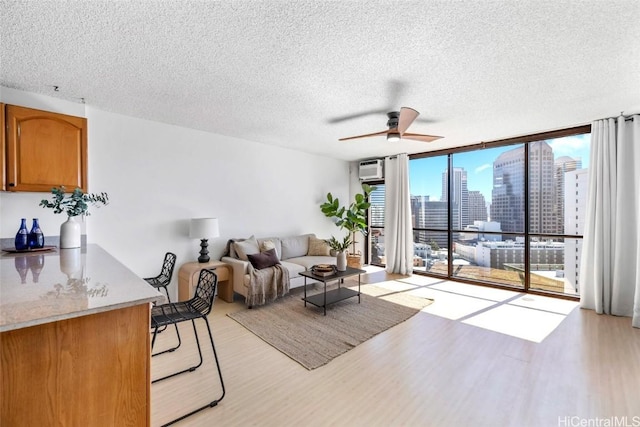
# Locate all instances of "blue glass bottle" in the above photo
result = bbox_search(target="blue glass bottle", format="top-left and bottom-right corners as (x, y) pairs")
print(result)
(28, 218), (45, 249)
(15, 218), (28, 251)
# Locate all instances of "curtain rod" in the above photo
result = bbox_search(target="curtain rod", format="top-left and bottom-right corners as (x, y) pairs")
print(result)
(608, 112), (637, 121)
(606, 116), (635, 122)
(386, 153), (408, 160)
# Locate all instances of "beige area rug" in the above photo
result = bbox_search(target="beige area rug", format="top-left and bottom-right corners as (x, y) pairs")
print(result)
(227, 282), (433, 370)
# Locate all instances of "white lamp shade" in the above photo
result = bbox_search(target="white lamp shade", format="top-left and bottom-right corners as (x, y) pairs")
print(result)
(189, 218), (220, 239)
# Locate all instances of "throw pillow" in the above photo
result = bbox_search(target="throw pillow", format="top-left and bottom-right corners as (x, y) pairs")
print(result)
(233, 236), (260, 261)
(247, 248), (280, 270)
(228, 235), (255, 258)
(261, 239), (277, 253)
(307, 235), (331, 256)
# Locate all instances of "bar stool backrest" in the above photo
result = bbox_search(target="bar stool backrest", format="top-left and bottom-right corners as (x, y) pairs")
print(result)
(189, 268), (218, 316)
(159, 252), (178, 283)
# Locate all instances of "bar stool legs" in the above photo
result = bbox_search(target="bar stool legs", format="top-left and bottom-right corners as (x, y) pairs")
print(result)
(150, 269), (225, 426)
(152, 317), (226, 426)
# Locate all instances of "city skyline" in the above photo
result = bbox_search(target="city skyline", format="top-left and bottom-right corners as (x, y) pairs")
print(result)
(408, 133), (591, 201)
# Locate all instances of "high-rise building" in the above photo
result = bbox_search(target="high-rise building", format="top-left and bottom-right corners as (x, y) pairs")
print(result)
(564, 168), (589, 293)
(491, 145), (525, 233)
(410, 196), (456, 248)
(473, 240), (564, 270)
(528, 141), (556, 234)
(554, 156), (582, 234)
(468, 190), (487, 223)
(410, 195), (429, 229)
(490, 141), (556, 235)
(442, 167), (469, 229)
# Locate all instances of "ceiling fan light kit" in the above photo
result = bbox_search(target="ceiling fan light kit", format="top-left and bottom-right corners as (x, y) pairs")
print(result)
(339, 107), (443, 143)
(387, 132), (400, 142)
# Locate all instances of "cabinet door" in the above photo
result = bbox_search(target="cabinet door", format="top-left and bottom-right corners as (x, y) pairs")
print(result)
(5, 105), (87, 192)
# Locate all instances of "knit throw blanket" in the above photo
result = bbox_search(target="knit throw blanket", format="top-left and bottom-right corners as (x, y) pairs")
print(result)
(245, 264), (290, 307)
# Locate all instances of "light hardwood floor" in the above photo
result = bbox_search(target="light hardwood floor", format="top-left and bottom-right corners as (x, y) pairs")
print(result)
(151, 270), (640, 427)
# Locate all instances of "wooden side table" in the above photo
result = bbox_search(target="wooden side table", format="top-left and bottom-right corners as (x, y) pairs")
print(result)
(178, 261), (234, 303)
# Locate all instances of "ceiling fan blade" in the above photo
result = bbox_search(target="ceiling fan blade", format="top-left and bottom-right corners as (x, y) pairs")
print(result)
(401, 133), (444, 143)
(397, 107), (419, 134)
(339, 130), (389, 141)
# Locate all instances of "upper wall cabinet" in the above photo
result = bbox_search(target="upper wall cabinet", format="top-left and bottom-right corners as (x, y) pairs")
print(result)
(3, 104), (88, 192)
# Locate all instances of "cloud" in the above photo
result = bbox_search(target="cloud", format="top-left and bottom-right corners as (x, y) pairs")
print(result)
(548, 134), (590, 157)
(475, 163), (491, 174)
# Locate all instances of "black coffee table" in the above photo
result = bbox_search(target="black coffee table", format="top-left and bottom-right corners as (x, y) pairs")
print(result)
(300, 266), (366, 315)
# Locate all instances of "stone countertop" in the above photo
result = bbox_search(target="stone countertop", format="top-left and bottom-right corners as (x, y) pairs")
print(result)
(0, 244), (163, 332)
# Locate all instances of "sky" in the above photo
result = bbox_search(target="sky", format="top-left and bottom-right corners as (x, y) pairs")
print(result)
(409, 133), (591, 201)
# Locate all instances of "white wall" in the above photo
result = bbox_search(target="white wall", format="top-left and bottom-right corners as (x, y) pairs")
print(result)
(1, 87), (351, 300)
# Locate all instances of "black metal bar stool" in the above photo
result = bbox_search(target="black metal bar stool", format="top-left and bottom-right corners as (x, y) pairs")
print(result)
(151, 268), (225, 426)
(145, 252), (180, 354)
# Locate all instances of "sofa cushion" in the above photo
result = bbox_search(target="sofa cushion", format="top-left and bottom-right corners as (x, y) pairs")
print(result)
(281, 234), (313, 260)
(233, 236), (260, 261)
(286, 255), (337, 270)
(307, 236), (331, 256)
(247, 248), (280, 270)
(279, 260), (306, 279)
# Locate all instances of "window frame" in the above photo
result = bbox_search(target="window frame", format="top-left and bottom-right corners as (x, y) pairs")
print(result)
(367, 125), (591, 300)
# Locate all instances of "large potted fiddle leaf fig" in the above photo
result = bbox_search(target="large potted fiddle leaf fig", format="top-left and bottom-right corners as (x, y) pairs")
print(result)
(320, 183), (374, 268)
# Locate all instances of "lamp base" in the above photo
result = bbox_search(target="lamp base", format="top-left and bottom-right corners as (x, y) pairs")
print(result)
(197, 238), (210, 263)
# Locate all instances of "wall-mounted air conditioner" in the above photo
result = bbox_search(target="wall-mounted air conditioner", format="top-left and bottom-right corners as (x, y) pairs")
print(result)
(358, 159), (383, 181)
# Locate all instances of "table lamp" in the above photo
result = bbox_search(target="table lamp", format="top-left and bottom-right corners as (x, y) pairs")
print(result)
(189, 218), (219, 263)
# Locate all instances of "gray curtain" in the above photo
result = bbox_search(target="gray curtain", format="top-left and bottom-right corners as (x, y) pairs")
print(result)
(384, 153), (413, 274)
(579, 115), (640, 327)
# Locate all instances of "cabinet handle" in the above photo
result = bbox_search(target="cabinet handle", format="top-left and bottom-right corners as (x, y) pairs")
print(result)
(9, 183), (15, 187)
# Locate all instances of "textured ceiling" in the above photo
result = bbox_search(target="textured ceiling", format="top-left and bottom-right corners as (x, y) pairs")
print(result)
(2, 1), (639, 161)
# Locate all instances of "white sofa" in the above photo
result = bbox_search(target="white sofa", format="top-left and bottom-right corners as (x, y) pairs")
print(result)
(221, 233), (336, 302)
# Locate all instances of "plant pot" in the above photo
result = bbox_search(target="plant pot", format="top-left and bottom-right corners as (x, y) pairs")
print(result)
(347, 251), (362, 269)
(60, 216), (81, 249)
(336, 251), (347, 271)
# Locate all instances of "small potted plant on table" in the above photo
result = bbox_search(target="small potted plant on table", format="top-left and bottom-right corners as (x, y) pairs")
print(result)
(325, 235), (353, 271)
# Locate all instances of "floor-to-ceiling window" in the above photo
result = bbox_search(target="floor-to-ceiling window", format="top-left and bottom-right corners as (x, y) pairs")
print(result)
(367, 126), (590, 298)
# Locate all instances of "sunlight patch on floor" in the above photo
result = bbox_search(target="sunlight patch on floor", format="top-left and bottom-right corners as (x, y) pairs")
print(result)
(397, 274), (445, 287)
(370, 279), (422, 293)
(429, 281), (519, 302)
(399, 278), (578, 342)
(509, 294), (579, 315)
(462, 304), (569, 343)
(361, 265), (386, 273)
(409, 287), (498, 320)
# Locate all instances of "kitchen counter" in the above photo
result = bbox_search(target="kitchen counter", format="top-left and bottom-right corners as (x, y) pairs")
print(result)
(1, 244), (163, 426)
(0, 244), (163, 332)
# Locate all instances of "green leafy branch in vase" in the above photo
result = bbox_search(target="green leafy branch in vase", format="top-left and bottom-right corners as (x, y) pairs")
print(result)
(39, 186), (109, 217)
(325, 235), (353, 253)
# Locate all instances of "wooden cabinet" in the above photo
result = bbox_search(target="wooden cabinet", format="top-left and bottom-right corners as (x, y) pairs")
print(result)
(3, 104), (88, 192)
(1, 304), (152, 426)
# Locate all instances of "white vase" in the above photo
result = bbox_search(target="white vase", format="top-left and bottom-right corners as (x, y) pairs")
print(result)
(60, 216), (82, 249)
(336, 251), (347, 271)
